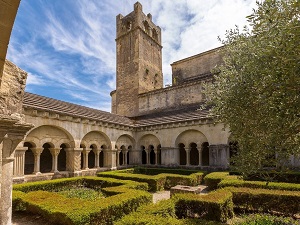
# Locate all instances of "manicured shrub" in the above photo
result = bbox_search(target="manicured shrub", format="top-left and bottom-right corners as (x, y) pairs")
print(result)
(133, 167), (202, 176)
(235, 214), (299, 225)
(225, 187), (300, 216)
(219, 177), (300, 191)
(12, 177), (152, 225)
(203, 172), (231, 190)
(174, 189), (234, 223)
(97, 170), (205, 192)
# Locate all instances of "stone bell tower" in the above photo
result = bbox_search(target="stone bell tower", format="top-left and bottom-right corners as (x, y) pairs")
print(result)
(111, 2), (163, 117)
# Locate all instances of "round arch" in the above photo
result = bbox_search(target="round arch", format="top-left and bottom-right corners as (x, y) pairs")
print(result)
(24, 125), (74, 148)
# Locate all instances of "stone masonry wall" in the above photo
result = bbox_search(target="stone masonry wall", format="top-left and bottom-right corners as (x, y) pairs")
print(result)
(171, 47), (223, 85)
(138, 80), (205, 114)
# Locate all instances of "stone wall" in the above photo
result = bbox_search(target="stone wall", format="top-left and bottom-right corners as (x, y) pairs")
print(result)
(171, 47), (223, 85)
(138, 80), (205, 114)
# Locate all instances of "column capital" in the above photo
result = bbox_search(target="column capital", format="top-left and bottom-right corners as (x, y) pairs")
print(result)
(49, 148), (61, 156)
(31, 147), (43, 155)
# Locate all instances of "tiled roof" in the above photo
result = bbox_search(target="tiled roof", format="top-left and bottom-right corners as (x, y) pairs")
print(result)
(23, 92), (134, 126)
(131, 104), (211, 127)
(23, 92), (211, 128)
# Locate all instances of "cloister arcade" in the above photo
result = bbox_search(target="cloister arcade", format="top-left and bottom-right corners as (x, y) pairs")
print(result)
(13, 124), (231, 181)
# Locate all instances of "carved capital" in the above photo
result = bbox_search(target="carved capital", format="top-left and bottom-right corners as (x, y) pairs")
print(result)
(49, 148), (61, 157)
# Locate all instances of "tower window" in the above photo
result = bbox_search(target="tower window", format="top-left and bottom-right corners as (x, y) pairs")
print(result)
(152, 29), (158, 40)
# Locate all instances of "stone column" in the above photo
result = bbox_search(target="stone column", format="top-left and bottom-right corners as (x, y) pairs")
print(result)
(64, 148), (83, 172)
(146, 150), (150, 165)
(116, 150), (120, 166)
(13, 147), (27, 176)
(209, 145), (218, 166)
(32, 147), (43, 174)
(209, 144), (229, 167)
(82, 149), (91, 170)
(94, 149), (101, 168)
(154, 150), (158, 165)
(124, 151), (128, 165)
(111, 149), (117, 169)
(1, 123), (32, 225)
(198, 149), (202, 166)
(50, 148), (60, 173)
(186, 148), (191, 166)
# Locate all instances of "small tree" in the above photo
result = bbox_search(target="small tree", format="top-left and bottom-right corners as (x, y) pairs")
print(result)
(207, 0), (300, 180)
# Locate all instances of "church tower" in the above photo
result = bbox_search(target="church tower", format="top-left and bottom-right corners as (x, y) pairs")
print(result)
(111, 2), (163, 117)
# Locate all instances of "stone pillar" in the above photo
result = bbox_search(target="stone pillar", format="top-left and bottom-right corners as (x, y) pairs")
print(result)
(50, 148), (60, 173)
(94, 150), (101, 168)
(186, 148), (191, 166)
(65, 148), (82, 172)
(154, 150), (158, 165)
(13, 147), (26, 176)
(32, 147), (43, 174)
(209, 144), (229, 167)
(1, 123), (32, 225)
(116, 150), (120, 166)
(198, 149), (202, 166)
(82, 149), (91, 170)
(124, 151), (128, 165)
(111, 149), (117, 169)
(146, 150), (150, 165)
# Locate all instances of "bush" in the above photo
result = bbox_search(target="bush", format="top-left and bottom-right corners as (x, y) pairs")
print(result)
(225, 187), (300, 216)
(219, 177), (300, 191)
(235, 214), (299, 225)
(12, 177), (152, 225)
(174, 189), (234, 223)
(133, 167), (203, 176)
(203, 172), (231, 190)
(97, 170), (205, 192)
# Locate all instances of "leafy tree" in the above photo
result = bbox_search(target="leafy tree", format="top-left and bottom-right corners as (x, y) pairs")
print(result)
(207, 0), (300, 180)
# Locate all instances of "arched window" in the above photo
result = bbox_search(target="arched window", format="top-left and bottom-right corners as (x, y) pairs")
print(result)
(179, 143), (186, 165)
(58, 144), (67, 171)
(202, 142), (209, 166)
(40, 143), (52, 173)
(190, 143), (199, 166)
(152, 28), (158, 40)
(143, 21), (150, 34)
(149, 145), (155, 165)
(24, 142), (34, 175)
(141, 146), (147, 164)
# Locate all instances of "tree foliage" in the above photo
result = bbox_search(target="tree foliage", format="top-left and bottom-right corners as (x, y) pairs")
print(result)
(207, 0), (300, 178)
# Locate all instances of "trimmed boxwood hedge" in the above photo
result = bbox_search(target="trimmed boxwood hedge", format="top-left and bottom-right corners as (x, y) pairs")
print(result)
(174, 189), (234, 223)
(225, 187), (300, 216)
(218, 177), (300, 191)
(115, 198), (224, 225)
(203, 172), (232, 190)
(133, 167), (205, 176)
(12, 177), (151, 225)
(97, 169), (205, 192)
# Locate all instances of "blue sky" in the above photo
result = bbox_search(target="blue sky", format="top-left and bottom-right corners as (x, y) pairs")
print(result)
(7, 0), (257, 112)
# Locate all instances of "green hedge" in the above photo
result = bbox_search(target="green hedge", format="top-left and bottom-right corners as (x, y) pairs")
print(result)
(12, 177), (151, 225)
(218, 177), (300, 191)
(230, 171), (300, 184)
(97, 169), (205, 192)
(203, 172), (231, 190)
(114, 199), (224, 225)
(225, 187), (300, 216)
(133, 167), (204, 176)
(174, 189), (234, 223)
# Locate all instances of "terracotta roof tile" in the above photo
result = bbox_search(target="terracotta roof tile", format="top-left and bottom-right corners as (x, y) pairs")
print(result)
(23, 92), (211, 128)
(23, 92), (134, 126)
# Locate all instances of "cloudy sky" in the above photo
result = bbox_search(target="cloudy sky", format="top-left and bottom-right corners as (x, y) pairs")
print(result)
(7, 0), (257, 112)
